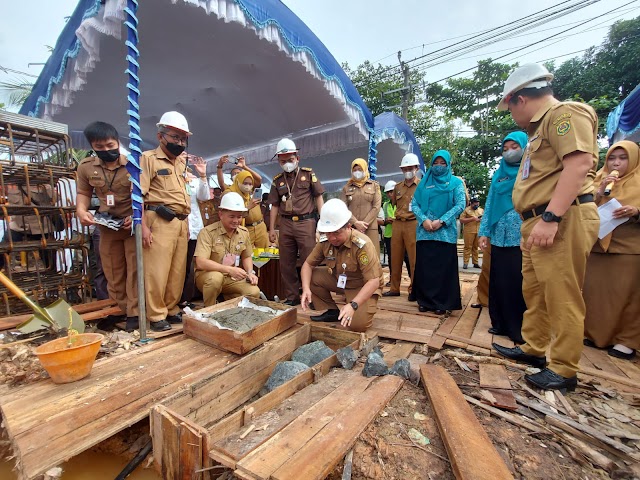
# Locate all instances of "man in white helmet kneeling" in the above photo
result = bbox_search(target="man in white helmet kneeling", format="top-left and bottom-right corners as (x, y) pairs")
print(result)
(194, 192), (260, 306)
(300, 199), (384, 332)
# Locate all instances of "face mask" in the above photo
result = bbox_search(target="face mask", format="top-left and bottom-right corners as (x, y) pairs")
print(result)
(404, 170), (415, 180)
(240, 184), (253, 194)
(95, 149), (120, 163)
(165, 142), (186, 157)
(472, 204), (479, 210)
(352, 171), (364, 180)
(431, 165), (448, 177)
(282, 161), (297, 173)
(503, 148), (523, 165)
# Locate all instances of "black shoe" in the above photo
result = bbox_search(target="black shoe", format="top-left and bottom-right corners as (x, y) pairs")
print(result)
(471, 303), (482, 308)
(525, 368), (577, 392)
(97, 314), (125, 331)
(382, 291), (400, 297)
(583, 338), (597, 348)
(418, 305), (428, 313)
(473, 264), (481, 269)
(488, 327), (504, 335)
(434, 310), (445, 315)
(125, 316), (139, 332)
(492, 344), (547, 369)
(166, 312), (183, 324)
(310, 309), (340, 322)
(150, 320), (172, 332)
(385, 281), (391, 287)
(308, 302), (315, 311)
(283, 299), (301, 306)
(608, 347), (636, 360)
(462, 264), (468, 269)
(408, 292), (416, 302)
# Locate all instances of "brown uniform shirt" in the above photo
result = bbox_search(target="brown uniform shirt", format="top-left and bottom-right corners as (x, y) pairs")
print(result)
(461, 206), (484, 234)
(512, 100), (598, 213)
(341, 179), (382, 227)
(194, 221), (252, 269)
(141, 146), (190, 215)
(394, 177), (420, 220)
(268, 167), (325, 216)
(306, 230), (384, 295)
(76, 154), (133, 219)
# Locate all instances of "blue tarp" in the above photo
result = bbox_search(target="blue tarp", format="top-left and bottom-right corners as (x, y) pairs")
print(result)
(607, 83), (640, 144)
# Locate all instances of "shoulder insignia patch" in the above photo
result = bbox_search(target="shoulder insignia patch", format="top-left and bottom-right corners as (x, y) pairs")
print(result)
(301, 167), (312, 172)
(311, 173), (318, 183)
(273, 173), (283, 181)
(556, 120), (571, 136)
(358, 251), (369, 266)
(319, 234), (328, 242)
(553, 112), (572, 125)
(353, 236), (366, 248)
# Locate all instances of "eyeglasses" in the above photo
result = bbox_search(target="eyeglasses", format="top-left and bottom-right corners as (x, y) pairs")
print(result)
(162, 132), (188, 144)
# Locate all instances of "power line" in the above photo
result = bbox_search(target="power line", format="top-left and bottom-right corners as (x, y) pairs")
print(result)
(0, 65), (39, 79)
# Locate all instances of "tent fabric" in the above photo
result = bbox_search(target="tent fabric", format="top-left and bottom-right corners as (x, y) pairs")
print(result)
(372, 112), (425, 171)
(607, 83), (640, 144)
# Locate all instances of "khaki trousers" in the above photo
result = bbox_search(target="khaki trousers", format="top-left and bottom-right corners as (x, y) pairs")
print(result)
(99, 226), (138, 317)
(476, 243), (491, 307)
(143, 211), (188, 321)
(195, 271), (260, 306)
(390, 219), (416, 293)
(278, 217), (317, 302)
(247, 221), (268, 249)
(519, 203), (599, 377)
(463, 228), (479, 264)
(364, 227), (380, 256)
(310, 266), (377, 332)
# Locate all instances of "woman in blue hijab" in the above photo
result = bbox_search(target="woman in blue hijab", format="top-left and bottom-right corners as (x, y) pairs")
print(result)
(411, 150), (466, 314)
(478, 131), (528, 343)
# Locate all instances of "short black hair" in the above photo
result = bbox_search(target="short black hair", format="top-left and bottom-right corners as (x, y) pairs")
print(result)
(83, 121), (119, 144)
(508, 85), (553, 106)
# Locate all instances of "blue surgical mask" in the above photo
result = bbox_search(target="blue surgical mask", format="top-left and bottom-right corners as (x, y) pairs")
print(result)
(431, 165), (448, 177)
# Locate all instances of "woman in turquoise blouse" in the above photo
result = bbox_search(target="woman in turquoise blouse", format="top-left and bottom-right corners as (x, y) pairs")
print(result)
(411, 150), (466, 314)
(478, 131), (528, 343)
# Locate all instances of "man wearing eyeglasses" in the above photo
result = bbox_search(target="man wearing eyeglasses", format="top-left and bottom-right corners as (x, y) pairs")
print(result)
(140, 111), (192, 332)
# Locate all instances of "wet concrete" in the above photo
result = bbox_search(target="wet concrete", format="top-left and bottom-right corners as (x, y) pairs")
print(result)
(203, 306), (274, 332)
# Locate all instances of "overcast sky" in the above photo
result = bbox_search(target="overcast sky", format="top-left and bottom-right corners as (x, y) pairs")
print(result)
(1, 0), (638, 108)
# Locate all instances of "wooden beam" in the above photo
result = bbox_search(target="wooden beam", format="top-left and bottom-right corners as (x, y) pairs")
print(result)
(420, 364), (513, 480)
(478, 364), (517, 411)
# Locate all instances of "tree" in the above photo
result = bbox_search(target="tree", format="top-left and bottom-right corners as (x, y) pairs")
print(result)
(0, 77), (33, 108)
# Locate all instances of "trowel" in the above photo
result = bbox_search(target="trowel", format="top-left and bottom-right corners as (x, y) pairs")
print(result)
(0, 271), (85, 334)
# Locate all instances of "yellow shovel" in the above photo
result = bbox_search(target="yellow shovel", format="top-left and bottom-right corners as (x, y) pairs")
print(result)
(0, 271), (85, 334)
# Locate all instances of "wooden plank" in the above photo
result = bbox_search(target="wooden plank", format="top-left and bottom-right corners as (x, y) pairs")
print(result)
(580, 346), (629, 379)
(491, 335), (515, 349)
(479, 364), (517, 411)
(440, 333), (499, 352)
(270, 376), (404, 480)
(235, 372), (376, 479)
(380, 342), (415, 367)
(161, 410), (180, 480)
(468, 307), (493, 350)
(451, 301), (480, 339)
(579, 366), (640, 390)
(179, 422), (203, 480)
(367, 327), (432, 345)
(428, 285), (476, 350)
(420, 364), (514, 480)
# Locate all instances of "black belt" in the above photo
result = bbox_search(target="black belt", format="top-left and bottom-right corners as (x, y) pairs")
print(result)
(144, 204), (188, 221)
(397, 217), (416, 222)
(281, 213), (315, 222)
(520, 194), (594, 221)
(248, 219), (264, 227)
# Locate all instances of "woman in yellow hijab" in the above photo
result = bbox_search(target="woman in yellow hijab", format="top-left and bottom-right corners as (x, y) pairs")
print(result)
(340, 158), (382, 253)
(583, 140), (640, 360)
(224, 170), (268, 248)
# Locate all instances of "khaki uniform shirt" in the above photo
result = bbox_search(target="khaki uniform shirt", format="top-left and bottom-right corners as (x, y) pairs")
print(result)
(394, 177), (420, 220)
(306, 230), (384, 295)
(341, 179), (382, 227)
(194, 221), (252, 269)
(141, 146), (190, 215)
(268, 167), (325, 216)
(76, 154), (133, 219)
(512, 100), (598, 213)
(461, 206), (484, 234)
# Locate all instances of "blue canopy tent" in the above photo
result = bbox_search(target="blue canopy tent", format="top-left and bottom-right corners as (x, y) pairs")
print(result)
(607, 83), (640, 144)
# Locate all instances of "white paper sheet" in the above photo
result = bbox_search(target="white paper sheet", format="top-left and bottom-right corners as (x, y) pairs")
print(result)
(597, 198), (627, 239)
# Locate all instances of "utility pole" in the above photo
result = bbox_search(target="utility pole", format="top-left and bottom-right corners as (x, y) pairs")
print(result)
(398, 51), (411, 120)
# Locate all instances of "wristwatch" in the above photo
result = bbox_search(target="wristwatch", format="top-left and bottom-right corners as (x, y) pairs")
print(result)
(541, 211), (562, 223)
(350, 301), (359, 310)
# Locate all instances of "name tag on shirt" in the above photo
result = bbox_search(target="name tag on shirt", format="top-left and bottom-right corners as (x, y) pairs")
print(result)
(408, 202), (413, 212)
(106, 194), (115, 206)
(521, 154), (531, 180)
(337, 274), (347, 289)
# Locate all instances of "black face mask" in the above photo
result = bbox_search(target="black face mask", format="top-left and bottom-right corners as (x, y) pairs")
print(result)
(95, 149), (120, 163)
(165, 142), (186, 157)
(472, 204), (479, 210)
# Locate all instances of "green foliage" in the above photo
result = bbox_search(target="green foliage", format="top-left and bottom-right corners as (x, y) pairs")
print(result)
(0, 77), (33, 107)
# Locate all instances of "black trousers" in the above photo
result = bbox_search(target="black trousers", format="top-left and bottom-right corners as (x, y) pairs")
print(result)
(414, 240), (461, 311)
(488, 245), (526, 344)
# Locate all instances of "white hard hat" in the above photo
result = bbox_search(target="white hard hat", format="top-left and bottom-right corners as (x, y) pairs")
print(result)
(219, 192), (247, 212)
(384, 180), (396, 192)
(317, 199), (352, 233)
(276, 138), (298, 155)
(156, 111), (192, 135)
(497, 63), (554, 111)
(399, 153), (420, 168)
